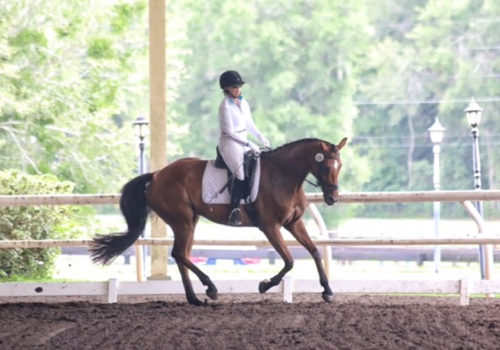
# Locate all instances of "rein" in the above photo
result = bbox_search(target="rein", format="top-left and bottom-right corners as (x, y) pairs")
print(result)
(305, 178), (320, 188)
(305, 177), (338, 191)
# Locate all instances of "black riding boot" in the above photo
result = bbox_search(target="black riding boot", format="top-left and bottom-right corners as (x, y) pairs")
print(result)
(228, 178), (244, 226)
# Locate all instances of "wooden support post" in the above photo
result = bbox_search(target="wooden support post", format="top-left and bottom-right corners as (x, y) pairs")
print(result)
(135, 245), (144, 282)
(148, 0), (168, 279)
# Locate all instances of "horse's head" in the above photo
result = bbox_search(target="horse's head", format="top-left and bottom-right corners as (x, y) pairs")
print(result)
(311, 138), (347, 206)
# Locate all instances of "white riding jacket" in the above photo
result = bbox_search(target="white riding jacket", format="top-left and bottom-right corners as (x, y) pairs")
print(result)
(218, 95), (265, 180)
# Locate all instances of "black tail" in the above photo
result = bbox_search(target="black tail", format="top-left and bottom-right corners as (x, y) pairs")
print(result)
(89, 172), (154, 265)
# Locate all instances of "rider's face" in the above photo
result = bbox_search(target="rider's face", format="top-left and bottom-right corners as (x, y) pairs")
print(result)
(227, 85), (242, 97)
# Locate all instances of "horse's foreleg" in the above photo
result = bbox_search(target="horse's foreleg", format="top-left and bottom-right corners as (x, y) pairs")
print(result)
(285, 220), (333, 303)
(177, 257), (218, 301)
(176, 263), (203, 306)
(170, 222), (218, 305)
(259, 225), (294, 294)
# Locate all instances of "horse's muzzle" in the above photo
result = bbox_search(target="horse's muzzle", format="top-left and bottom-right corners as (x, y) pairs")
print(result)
(323, 193), (336, 206)
(322, 184), (338, 206)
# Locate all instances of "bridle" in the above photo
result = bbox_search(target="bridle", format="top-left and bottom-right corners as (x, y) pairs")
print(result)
(305, 152), (340, 193)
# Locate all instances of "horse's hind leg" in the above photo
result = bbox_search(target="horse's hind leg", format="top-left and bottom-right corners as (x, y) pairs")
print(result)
(170, 219), (218, 306)
(285, 219), (333, 303)
(258, 225), (294, 294)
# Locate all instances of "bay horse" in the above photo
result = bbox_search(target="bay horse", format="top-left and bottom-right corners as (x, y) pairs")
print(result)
(90, 137), (347, 305)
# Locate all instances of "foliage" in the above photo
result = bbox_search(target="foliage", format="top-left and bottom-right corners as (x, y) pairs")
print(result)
(169, 0), (500, 218)
(169, 0), (371, 194)
(0, 0), (150, 193)
(0, 170), (77, 279)
(0, 0), (499, 221)
(353, 0), (500, 218)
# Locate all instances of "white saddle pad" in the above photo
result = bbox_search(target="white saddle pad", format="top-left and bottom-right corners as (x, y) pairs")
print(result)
(202, 159), (261, 204)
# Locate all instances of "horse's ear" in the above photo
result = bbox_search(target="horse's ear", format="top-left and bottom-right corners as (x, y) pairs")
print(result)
(337, 137), (347, 150)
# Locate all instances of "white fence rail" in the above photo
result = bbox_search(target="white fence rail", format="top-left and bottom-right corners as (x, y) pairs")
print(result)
(2, 190), (500, 206)
(2, 237), (500, 249)
(1, 190), (500, 304)
(1, 277), (497, 306)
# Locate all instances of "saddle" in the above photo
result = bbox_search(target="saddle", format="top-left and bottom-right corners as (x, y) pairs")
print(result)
(213, 147), (260, 226)
(215, 147), (257, 197)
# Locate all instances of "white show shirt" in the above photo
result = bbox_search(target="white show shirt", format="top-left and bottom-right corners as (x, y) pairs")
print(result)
(218, 96), (264, 180)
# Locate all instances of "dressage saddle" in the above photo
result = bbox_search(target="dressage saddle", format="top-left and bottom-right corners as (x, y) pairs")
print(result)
(214, 147), (259, 226)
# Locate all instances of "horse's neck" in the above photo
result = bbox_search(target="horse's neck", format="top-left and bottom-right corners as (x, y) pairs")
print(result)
(265, 142), (316, 189)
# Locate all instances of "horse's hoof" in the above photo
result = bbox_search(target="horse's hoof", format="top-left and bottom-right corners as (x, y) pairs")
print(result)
(259, 279), (270, 294)
(187, 297), (204, 306)
(206, 287), (218, 300)
(322, 292), (334, 303)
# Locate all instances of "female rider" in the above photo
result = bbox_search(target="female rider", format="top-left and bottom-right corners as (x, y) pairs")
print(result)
(217, 70), (270, 226)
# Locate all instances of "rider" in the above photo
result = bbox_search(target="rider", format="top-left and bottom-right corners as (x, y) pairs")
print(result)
(217, 70), (270, 226)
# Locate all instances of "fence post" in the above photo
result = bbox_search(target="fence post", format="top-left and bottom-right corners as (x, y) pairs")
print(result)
(459, 278), (470, 306)
(108, 278), (118, 303)
(283, 275), (293, 303)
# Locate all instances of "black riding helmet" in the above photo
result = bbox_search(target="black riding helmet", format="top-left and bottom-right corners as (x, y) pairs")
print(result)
(219, 70), (245, 89)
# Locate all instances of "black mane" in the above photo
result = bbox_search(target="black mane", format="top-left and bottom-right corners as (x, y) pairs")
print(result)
(263, 138), (336, 154)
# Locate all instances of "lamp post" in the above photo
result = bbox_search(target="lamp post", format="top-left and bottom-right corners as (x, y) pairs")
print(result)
(133, 116), (149, 281)
(464, 98), (486, 279)
(133, 116), (149, 175)
(428, 118), (445, 273)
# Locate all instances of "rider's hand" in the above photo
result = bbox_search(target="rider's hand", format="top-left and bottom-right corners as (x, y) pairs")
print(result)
(259, 135), (270, 148)
(247, 141), (260, 154)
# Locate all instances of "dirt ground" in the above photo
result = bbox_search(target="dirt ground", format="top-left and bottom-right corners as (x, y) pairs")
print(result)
(1, 293), (500, 350)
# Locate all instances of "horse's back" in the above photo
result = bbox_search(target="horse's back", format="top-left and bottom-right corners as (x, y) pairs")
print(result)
(147, 157), (206, 207)
(152, 157), (206, 185)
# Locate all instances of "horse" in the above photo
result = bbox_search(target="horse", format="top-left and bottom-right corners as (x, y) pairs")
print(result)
(90, 137), (347, 305)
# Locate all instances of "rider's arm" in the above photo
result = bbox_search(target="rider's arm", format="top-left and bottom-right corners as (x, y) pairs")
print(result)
(243, 100), (268, 146)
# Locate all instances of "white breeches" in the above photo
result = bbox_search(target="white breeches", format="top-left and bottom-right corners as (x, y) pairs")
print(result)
(219, 139), (246, 180)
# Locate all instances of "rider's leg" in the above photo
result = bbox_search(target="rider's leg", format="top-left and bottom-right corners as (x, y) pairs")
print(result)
(228, 177), (244, 226)
(218, 141), (245, 225)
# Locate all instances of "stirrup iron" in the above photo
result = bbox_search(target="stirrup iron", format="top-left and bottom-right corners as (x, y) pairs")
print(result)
(228, 208), (242, 226)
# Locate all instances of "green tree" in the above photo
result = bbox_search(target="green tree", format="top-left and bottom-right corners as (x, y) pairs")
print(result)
(0, 170), (77, 279)
(353, 0), (500, 217)
(169, 0), (372, 194)
(2, 0), (498, 221)
(0, 1), (150, 193)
